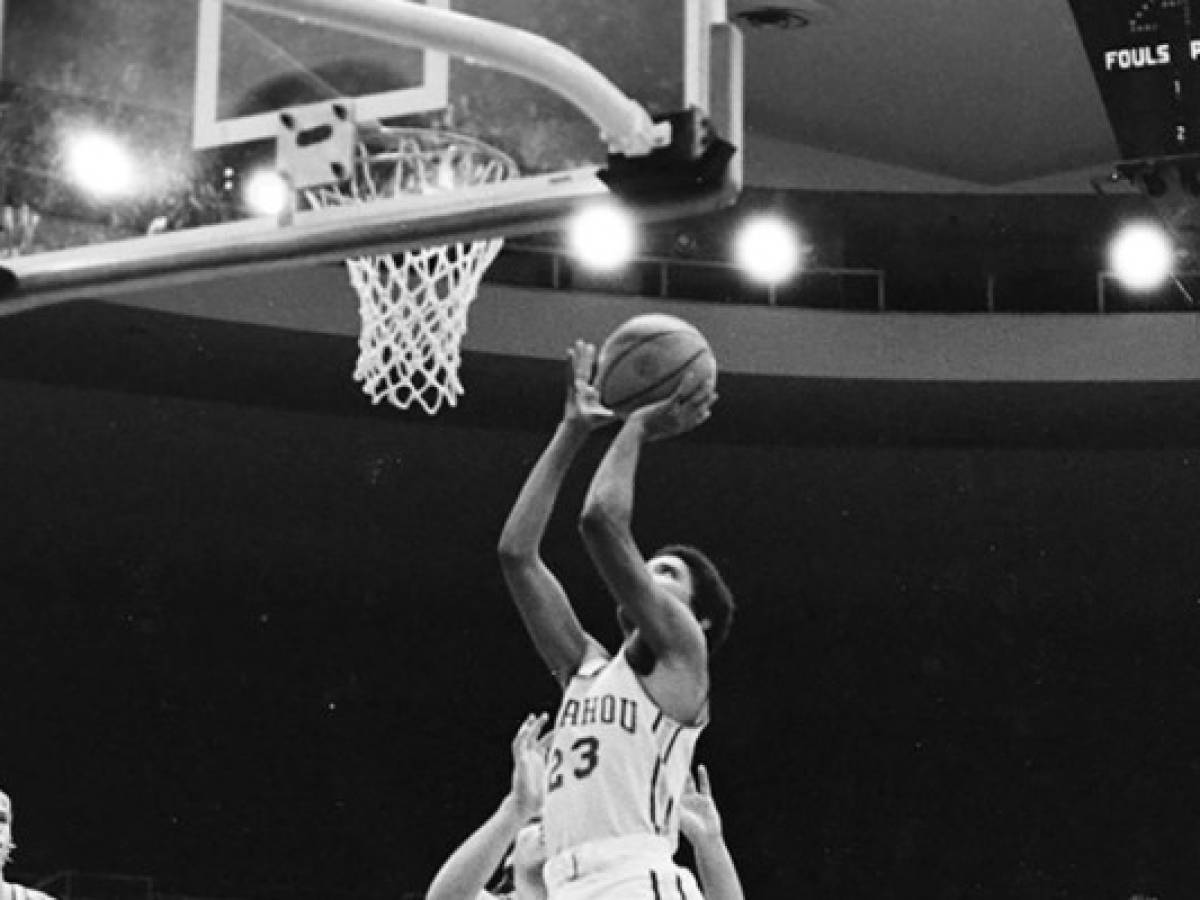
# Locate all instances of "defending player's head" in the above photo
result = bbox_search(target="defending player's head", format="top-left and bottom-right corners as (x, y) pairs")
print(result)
(0, 788), (14, 870)
(646, 544), (736, 655)
(510, 820), (548, 900)
(488, 820), (547, 900)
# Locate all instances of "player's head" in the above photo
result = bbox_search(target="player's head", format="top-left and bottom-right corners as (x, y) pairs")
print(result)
(512, 820), (547, 897)
(0, 789), (14, 870)
(493, 820), (547, 900)
(644, 544), (736, 655)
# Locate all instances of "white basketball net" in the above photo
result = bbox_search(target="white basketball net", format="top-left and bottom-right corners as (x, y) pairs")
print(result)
(304, 128), (518, 414)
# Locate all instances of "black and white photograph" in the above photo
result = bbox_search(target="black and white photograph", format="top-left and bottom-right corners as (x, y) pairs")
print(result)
(3, 2), (1200, 899)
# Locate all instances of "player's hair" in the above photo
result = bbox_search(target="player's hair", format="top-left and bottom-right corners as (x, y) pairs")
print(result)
(654, 544), (735, 655)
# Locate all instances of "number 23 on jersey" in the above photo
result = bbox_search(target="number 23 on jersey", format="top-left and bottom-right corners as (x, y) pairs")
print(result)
(547, 736), (601, 790)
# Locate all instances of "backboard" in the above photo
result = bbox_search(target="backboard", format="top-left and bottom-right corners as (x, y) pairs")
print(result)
(0, 0), (741, 306)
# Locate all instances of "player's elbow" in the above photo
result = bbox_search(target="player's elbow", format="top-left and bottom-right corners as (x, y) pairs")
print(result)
(497, 536), (536, 567)
(578, 494), (628, 541)
(497, 514), (542, 562)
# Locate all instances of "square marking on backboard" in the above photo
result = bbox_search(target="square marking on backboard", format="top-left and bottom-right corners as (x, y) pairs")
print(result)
(193, 0), (450, 149)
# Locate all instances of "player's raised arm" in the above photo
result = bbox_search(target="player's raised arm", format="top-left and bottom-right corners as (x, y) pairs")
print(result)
(497, 341), (615, 686)
(425, 714), (547, 900)
(577, 370), (716, 665)
(680, 765), (746, 900)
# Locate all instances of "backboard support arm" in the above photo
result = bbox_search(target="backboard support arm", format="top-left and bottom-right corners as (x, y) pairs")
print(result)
(0, 3), (741, 310)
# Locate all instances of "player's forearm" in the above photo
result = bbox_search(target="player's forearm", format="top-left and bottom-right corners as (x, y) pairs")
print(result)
(691, 835), (746, 900)
(498, 420), (591, 559)
(425, 794), (527, 900)
(579, 417), (646, 531)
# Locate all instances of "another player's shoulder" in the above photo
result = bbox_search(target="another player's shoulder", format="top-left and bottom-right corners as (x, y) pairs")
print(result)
(7, 884), (59, 900)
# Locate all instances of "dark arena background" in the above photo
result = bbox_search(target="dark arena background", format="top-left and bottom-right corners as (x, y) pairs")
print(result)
(4, 295), (1200, 900)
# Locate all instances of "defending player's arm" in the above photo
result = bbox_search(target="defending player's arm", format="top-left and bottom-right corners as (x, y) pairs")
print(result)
(425, 714), (546, 900)
(577, 370), (716, 663)
(680, 766), (745, 900)
(497, 341), (614, 686)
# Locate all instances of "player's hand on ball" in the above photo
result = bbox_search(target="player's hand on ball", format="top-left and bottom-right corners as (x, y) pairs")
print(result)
(564, 340), (616, 430)
(630, 368), (716, 441)
(679, 765), (723, 844)
(510, 712), (549, 821)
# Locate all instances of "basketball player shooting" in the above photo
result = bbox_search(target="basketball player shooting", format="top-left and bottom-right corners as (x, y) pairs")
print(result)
(497, 339), (735, 900)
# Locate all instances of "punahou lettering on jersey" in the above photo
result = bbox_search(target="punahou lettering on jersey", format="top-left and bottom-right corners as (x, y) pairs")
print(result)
(542, 647), (706, 858)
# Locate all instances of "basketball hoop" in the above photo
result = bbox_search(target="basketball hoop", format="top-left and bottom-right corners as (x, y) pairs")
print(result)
(303, 127), (518, 415)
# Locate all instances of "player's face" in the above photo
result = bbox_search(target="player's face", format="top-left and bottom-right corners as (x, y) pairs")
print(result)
(648, 554), (696, 610)
(511, 821), (548, 900)
(0, 790), (13, 867)
(616, 554), (698, 637)
(512, 820), (546, 868)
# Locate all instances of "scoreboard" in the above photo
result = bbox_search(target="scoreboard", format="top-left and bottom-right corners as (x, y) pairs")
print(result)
(1069, 0), (1200, 159)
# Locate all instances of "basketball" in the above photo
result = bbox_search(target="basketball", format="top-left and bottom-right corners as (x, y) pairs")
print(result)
(596, 314), (717, 417)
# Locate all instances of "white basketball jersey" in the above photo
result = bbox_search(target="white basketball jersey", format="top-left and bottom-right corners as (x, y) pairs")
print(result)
(542, 646), (706, 858)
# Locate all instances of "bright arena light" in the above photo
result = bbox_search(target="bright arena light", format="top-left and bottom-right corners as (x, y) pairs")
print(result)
(735, 215), (802, 283)
(242, 169), (292, 217)
(568, 204), (636, 270)
(64, 130), (134, 198)
(1108, 221), (1174, 291)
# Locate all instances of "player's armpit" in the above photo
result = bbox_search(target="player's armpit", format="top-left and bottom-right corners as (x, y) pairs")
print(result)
(500, 554), (594, 685)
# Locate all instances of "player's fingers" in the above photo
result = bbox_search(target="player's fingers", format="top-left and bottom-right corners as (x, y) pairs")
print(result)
(683, 384), (715, 408)
(528, 711), (548, 741)
(679, 388), (716, 422)
(577, 341), (597, 381)
(518, 712), (541, 747)
(572, 340), (595, 381)
(696, 764), (712, 796)
(680, 370), (717, 404)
